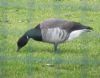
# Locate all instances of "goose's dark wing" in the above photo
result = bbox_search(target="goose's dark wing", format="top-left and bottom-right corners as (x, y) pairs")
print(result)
(40, 18), (92, 32)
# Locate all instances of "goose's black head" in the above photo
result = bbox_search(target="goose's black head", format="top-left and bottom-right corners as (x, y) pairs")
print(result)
(17, 24), (42, 52)
(17, 34), (29, 52)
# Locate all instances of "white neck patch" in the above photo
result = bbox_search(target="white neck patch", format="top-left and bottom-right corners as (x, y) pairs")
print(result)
(27, 36), (29, 39)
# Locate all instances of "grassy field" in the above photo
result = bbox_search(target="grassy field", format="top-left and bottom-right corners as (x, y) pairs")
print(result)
(0, 0), (100, 78)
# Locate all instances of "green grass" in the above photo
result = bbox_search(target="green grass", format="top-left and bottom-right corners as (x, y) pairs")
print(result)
(0, 0), (100, 78)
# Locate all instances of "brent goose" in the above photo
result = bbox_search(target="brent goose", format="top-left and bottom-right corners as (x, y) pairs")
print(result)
(17, 18), (93, 52)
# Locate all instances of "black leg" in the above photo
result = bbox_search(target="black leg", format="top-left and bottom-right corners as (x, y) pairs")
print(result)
(54, 43), (58, 52)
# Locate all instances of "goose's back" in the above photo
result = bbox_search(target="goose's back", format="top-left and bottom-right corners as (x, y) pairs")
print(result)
(40, 18), (73, 30)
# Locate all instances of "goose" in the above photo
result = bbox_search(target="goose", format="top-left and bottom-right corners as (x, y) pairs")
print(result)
(17, 18), (93, 52)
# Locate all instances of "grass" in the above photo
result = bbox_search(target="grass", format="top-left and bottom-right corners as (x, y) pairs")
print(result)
(0, 0), (100, 78)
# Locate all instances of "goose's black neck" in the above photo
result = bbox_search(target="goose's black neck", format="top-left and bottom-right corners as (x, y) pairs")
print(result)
(25, 24), (42, 41)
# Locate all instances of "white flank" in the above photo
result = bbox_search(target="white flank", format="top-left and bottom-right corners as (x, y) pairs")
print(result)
(68, 29), (88, 41)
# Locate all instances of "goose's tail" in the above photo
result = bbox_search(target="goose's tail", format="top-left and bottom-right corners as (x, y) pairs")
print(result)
(86, 26), (93, 31)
